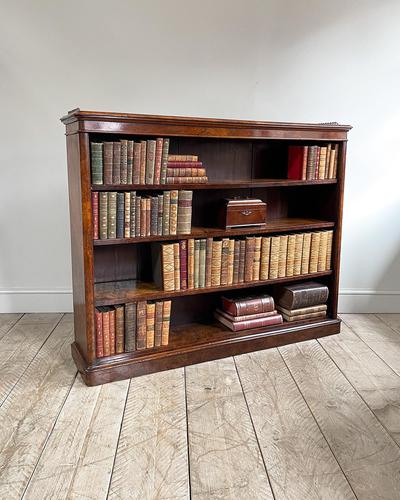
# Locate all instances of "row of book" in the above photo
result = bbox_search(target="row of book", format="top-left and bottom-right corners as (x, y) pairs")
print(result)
(90, 137), (209, 185)
(152, 230), (334, 291)
(214, 282), (328, 331)
(92, 190), (193, 239)
(95, 300), (172, 358)
(288, 144), (338, 180)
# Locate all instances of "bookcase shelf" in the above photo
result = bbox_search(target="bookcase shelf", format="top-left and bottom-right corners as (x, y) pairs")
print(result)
(62, 109), (350, 386)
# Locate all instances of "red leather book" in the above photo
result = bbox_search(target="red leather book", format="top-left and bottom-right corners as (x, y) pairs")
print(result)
(221, 294), (275, 316)
(101, 307), (111, 356)
(215, 308), (278, 322)
(153, 138), (163, 185)
(287, 146), (306, 180)
(91, 192), (99, 240)
(95, 308), (104, 358)
(214, 311), (283, 331)
(167, 161), (203, 168)
(109, 308), (116, 355)
(179, 240), (188, 290)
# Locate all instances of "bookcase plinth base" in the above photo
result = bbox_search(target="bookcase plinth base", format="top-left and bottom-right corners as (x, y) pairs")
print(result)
(72, 318), (341, 386)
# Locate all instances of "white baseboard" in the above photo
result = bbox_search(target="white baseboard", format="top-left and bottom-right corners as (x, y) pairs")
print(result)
(0, 288), (399, 314)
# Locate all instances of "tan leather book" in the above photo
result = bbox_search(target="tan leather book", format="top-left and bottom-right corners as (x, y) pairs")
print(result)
(238, 240), (246, 283)
(162, 191), (171, 235)
(309, 232), (321, 273)
(120, 139), (128, 184)
(317, 231), (329, 271)
(199, 239), (207, 288)
(155, 243), (175, 291)
(205, 238), (213, 287)
(169, 190), (179, 235)
(173, 242), (180, 290)
(135, 195), (141, 237)
(124, 192), (130, 238)
(153, 138), (163, 185)
(194, 239), (200, 288)
(277, 304), (327, 316)
(140, 197), (146, 237)
(227, 239), (235, 285)
(301, 145), (308, 180)
(260, 237), (271, 280)
(318, 146), (327, 179)
(133, 141), (141, 184)
(269, 236), (280, 279)
(127, 140), (134, 184)
(326, 230), (333, 270)
(278, 235), (289, 278)
(177, 190), (193, 235)
(293, 233), (304, 276)
(328, 145), (336, 178)
(136, 301), (147, 350)
(244, 237), (255, 282)
(232, 240), (241, 284)
(161, 300), (172, 346)
(187, 239), (195, 289)
(154, 301), (163, 347)
(325, 144), (331, 178)
(129, 191), (136, 237)
(146, 140), (156, 184)
(145, 197), (151, 236)
(281, 311), (326, 322)
(220, 238), (230, 285)
(140, 140), (147, 184)
(286, 234), (296, 277)
(146, 302), (155, 348)
(115, 304), (125, 354)
(211, 240), (223, 286)
(301, 233), (312, 274)
(101, 308), (111, 356)
(252, 236), (262, 281)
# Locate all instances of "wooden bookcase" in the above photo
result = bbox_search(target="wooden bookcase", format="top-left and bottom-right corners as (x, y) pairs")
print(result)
(61, 109), (351, 386)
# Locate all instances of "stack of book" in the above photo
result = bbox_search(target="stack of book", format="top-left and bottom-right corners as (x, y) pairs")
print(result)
(90, 138), (170, 185)
(166, 154), (208, 184)
(152, 230), (333, 291)
(95, 300), (172, 358)
(287, 144), (338, 180)
(92, 190), (193, 239)
(275, 282), (329, 322)
(214, 294), (283, 332)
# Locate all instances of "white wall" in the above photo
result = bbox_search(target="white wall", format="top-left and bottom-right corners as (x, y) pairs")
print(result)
(1, 0), (399, 313)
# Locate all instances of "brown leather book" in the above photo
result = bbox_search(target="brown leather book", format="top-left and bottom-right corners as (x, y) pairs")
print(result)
(194, 239), (200, 288)
(260, 237), (271, 280)
(115, 304), (125, 354)
(150, 196), (159, 236)
(127, 140), (134, 184)
(179, 240), (188, 290)
(101, 307), (111, 356)
(160, 138), (170, 184)
(238, 240), (246, 283)
(167, 161), (203, 168)
(275, 282), (329, 309)
(146, 140), (156, 184)
(278, 235), (288, 278)
(92, 192), (99, 240)
(103, 142), (113, 185)
(136, 301), (147, 350)
(109, 307), (116, 355)
(211, 240), (223, 286)
(215, 308), (279, 322)
(244, 237), (255, 282)
(187, 239), (195, 289)
(252, 236), (262, 281)
(301, 233), (312, 274)
(221, 294), (275, 316)
(146, 302), (156, 348)
(326, 230), (333, 270)
(108, 192), (117, 239)
(214, 311), (283, 332)
(177, 190), (193, 234)
(129, 191), (136, 237)
(173, 242), (180, 290)
(95, 308), (103, 358)
(135, 195), (141, 237)
(169, 190), (179, 235)
(309, 232), (321, 273)
(133, 142), (141, 184)
(162, 191), (171, 235)
(199, 239), (207, 288)
(153, 138), (163, 184)
(157, 194), (164, 236)
(269, 236), (280, 279)
(227, 239), (235, 285)
(145, 197), (151, 236)
(293, 233), (304, 276)
(116, 192), (124, 238)
(124, 303), (137, 352)
(233, 240), (240, 284)
(154, 301), (163, 347)
(120, 139), (128, 184)
(281, 311), (326, 322)
(220, 238), (230, 285)
(286, 234), (296, 277)
(112, 141), (121, 184)
(205, 238), (213, 287)
(161, 300), (172, 346)
(124, 192), (131, 238)
(140, 197), (146, 237)
(140, 140), (147, 184)
(277, 304), (327, 316)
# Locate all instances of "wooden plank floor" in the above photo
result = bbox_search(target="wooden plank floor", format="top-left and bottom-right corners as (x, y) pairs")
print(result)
(1, 314), (400, 499)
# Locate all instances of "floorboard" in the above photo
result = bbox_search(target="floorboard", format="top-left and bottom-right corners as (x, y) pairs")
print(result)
(0, 313), (23, 340)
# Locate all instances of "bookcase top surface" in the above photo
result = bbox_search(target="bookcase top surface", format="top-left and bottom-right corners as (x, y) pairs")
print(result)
(61, 109), (352, 139)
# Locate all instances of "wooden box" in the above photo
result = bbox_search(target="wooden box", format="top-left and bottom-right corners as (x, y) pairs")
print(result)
(219, 198), (267, 229)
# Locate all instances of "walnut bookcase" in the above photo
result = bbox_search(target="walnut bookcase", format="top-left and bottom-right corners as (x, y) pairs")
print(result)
(61, 110), (350, 386)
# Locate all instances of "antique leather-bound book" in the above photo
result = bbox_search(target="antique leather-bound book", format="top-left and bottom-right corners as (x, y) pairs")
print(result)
(120, 139), (128, 184)
(317, 231), (329, 272)
(177, 190), (193, 234)
(133, 142), (141, 184)
(167, 167), (206, 177)
(214, 311), (283, 332)
(277, 304), (327, 316)
(221, 295), (275, 316)
(124, 303), (137, 352)
(179, 240), (188, 290)
(150, 196), (159, 236)
(260, 236), (271, 280)
(194, 239), (200, 288)
(275, 282), (329, 309)
(91, 192), (99, 240)
(166, 176), (208, 184)
(309, 232), (321, 273)
(227, 239), (235, 285)
(135, 196), (141, 237)
(232, 240), (240, 284)
(211, 240), (223, 286)
(252, 236), (262, 281)
(157, 194), (164, 236)
(136, 301), (147, 350)
(173, 242), (180, 290)
(112, 141), (121, 184)
(293, 233), (304, 275)
(301, 232), (312, 274)
(140, 140), (147, 184)
(306, 146), (317, 180)
(95, 308), (104, 358)
(115, 304), (125, 354)
(215, 308), (279, 322)
(161, 300), (172, 345)
(168, 154), (198, 162)
(169, 190), (179, 235)
(278, 234), (289, 278)
(98, 192), (108, 240)
(146, 140), (156, 184)
(152, 243), (175, 291)
(153, 138), (163, 184)
(162, 191), (171, 235)
(286, 234), (296, 277)
(127, 140), (134, 184)
(318, 146), (327, 180)
(140, 197), (146, 237)
(154, 301), (164, 347)
(107, 192), (117, 239)
(220, 238), (230, 286)
(160, 138), (170, 184)
(187, 239), (195, 289)
(281, 311), (326, 322)
(103, 142), (113, 185)
(145, 197), (151, 236)
(205, 238), (213, 287)
(146, 302), (156, 348)
(244, 237), (255, 282)
(326, 230), (333, 269)
(116, 193), (124, 239)
(90, 142), (103, 184)
(199, 239), (207, 288)
(124, 192), (130, 238)
(129, 192), (136, 237)
(287, 145), (307, 180)
(268, 236), (280, 279)
(108, 308), (116, 355)
(238, 240), (246, 283)
(167, 161), (203, 168)
(101, 307), (111, 357)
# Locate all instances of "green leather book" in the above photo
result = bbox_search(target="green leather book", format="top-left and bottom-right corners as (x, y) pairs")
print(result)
(91, 142), (103, 184)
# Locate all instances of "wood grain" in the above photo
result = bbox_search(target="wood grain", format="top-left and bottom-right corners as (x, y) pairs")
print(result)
(377, 314), (400, 334)
(0, 313), (23, 340)
(280, 339), (400, 499)
(235, 349), (355, 499)
(186, 358), (273, 500)
(320, 322), (400, 444)
(0, 314), (76, 500)
(0, 313), (62, 406)
(108, 368), (188, 499)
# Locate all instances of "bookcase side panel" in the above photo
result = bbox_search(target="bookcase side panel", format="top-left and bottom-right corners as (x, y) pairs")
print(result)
(66, 131), (95, 362)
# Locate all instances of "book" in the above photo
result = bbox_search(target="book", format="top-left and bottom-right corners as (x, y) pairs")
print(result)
(168, 154), (198, 162)
(135, 195), (141, 237)
(173, 242), (180, 290)
(162, 191), (171, 235)
(92, 192), (99, 240)
(281, 311), (327, 322)
(306, 146), (317, 180)
(116, 193), (124, 238)
(146, 140), (156, 184)
(199, 239), (207, 288)
(166, 176), (208, 184)
(277, 304), (327, 316)
(326, 230), (333, 270)
(99, 192), (108, 240)
(287, 146), (307, 180)
(154, 138), (163, 184)
(309, 232), (321, 273)
(301, 232), (312, 274)
(205, 238), (213, 287)
(160, 138), (170, 184)
(318, 146), (327, 179)
(317, 231), (329, 271)
(252, 237), (262, 281)
(145, 197), (151, 236)
(133, 142), (141, 184)
(227, 239), (235, 285)
(260, 237), (271, 280)
(112, 142), (121, 184)
(120, 139), (128, 184)
(161, 300), (172, 346)
(220, 238), (230, 285)
(177, 190), (193, 234)
(328, 145), (336, 178)
(129, 191), (136, 237)
(101, 307), (111, 357)
(150, 196), (159, 236)
(124, 303), (137, 352)
(109, 308), (116, 355)
(169, 190), (179, 235)
(301, 146), (308, 179)
(293, 233), (304, 276)
(187, 239), (195, 289)
(152, 243), (175, 291)
(140, 197), (146, 237)
(146, 302), (155, 348)
(103, 142), (113, 184)
(115, 304), (125, 354)
(238, 240), (246, 283)
(278, 235), (289, 278)
(314, 147), (320, 179)
(269, 236), (280, 279)
(124, 192), (131, 238)
(91, 142), (103, 184)
(180, 240), (188, 289)
(233, 240), (240, 284)
(167, 167), (206, 177)
(167, 161), (203, 168)
(194, 239), (200, 288)
(275, 282), (329, 309)
(95, 308), (103, 358)
(244, 237), (255, 282)
(154, 300), (163, 347)
(286, 234), (296, 277)
(214, 311), (283, 332)
(211, 240), (223, 286)
(140, 140), (147, 184)
(215, 308), (279, 323)
(221, 294), (275, 316)
(157, 194), (164, 236)
(127, 140), (134, 184)
(136, 301), (147, 350)
(107, 192), (117, 239)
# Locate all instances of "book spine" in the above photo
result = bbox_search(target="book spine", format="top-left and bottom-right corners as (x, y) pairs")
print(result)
(317, 231), (329, 271)
(169, 190), (179, 235)
(112, 142), (121, 184)
(260, 237), (271, 280)
(187, 239), (195, 289)
(293, 233), (304, 275)
(173, 242), (181, 290)
(102, 309), (111, 356)
(115, 305), (125, 354)
(157, 194), (164, 236)
(140, 197), (146, 237)
(278, 235), (288, 278)
(326, 144), (332, 177)
(220, 238), (230, 285)
(282, 311), (326, 322)
(135, 195), (141, 237)
(301, 232), (312, 274)
(277, 304), (327, 316)
(146, 302), (155, 348)
(244, 237), (255, 282)
(166, 176), (208, 184)
(214, 312), (282, 331)
(154, 301), (163, 347)
(129, 191), (136, 237)
(136, 301), (147, 350)
(211, 240), (222, 286)
(167, 161), (203, 168)
(120, 139), (128, 184)
(199, 238), (207, 288)
(95, 309), (104, 358)
(92, 192), (99, 240)
(99, 192), (108, 240)
(161, 300), (172, 346)
(103, 142), (113, 185)
(252, 236), (262, 281)
(222, 296), (275, 316)
(314, 147), (320, 179)
(194, 239), (200, 288)
(140, 141), (147, 184)
(107, 192), (117, 239)
(216, 308), (278, 322)
(177, 190), (193, 234)
(227, 239), (235, 285)
(160, 138), (170, 184)
(286, 234), (296, 277)
(161, 244), (175, 291)
(232, 239), (240, 284)
(309, 232), (321, 273)
(332, 145), (339, 178)
(205, 237), (213, 287)
(91, 142), (103, 184)
(326, 230), (333, 270)
(238, 240), (246, 283)
(153, 138), (163, 184)
(301, 146), (308, 180)
(318, 146), (327, 179)
(116, 192), (124, 238)
(306, 146), (316, 180)
(146, 140), (156, 184)
(145, 198), (151, 236)
(167, 167), (206, 177)
(179, 240), (188, 290)
(109, 308), (116, 355)
(269, 236), (280, 279)
(133, 142), (141, 184)
(162, 191), (171, 235)
(127, 140), (134, 184)
(124, 192), (130, 238)
(168, 154), (198, 162)
(150, 196), (159, 236)
(124, 303), (136, 352)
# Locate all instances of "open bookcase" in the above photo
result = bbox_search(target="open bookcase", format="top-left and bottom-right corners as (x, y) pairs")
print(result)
(61, 110), (350, 386)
